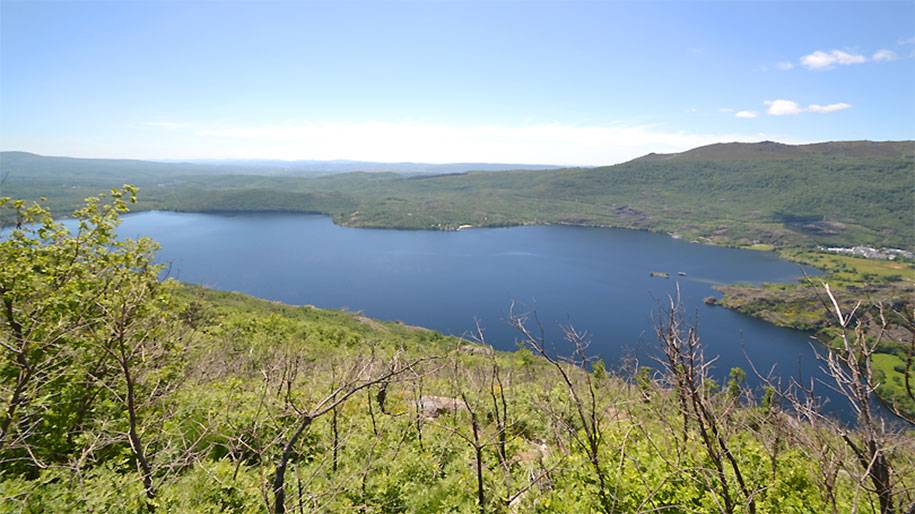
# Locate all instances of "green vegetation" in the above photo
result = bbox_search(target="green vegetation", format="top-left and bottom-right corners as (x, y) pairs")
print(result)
(718, 251), (915, 415)
(3, 140), (914, 250)
(2, 189), (914, 513)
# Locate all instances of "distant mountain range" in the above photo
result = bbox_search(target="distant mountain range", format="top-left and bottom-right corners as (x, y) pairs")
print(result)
(0, 151), (560, 180)
(173, 158), (562, 174)
(4, 140), (911, 180)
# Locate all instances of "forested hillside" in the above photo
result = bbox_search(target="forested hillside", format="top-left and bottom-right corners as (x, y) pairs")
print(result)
(1, 189), (913, 513)
(3, 140), (913, 250)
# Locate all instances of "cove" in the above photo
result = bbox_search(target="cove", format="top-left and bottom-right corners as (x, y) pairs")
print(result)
(116, 211), (858, 419)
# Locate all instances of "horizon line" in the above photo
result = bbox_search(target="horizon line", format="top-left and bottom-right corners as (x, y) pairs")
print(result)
(3, 138), (912, 168)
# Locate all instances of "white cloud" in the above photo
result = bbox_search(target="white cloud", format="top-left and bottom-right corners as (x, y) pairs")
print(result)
(735, 111), (758, 119)
(872, 49), (897, 62)
(128, 120), (786, 166)
(797, 48), (902, 70)
(764, 99), (851, 116)
(765, 100), (805, 116)
(776, 61), (794, 71)
(800, 49), (867, 70)
(807, 102), (852, 113)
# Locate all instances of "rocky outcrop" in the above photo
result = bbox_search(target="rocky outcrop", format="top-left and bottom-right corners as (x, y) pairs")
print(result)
(417, 396), (462, 418)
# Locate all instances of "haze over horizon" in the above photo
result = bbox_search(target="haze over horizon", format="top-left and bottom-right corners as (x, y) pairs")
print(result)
(2, 1), (914, 166)
(3, 139), (913, 170)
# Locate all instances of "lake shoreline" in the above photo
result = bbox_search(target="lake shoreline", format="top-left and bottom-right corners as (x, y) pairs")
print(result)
(140, 206), (806, 252)
(138, 208), (912, 418)
(48, 207), (908, 420)
(122, 206), (821, 324)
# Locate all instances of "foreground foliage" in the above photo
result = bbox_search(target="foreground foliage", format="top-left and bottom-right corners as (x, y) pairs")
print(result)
(1, 191), (913, 513)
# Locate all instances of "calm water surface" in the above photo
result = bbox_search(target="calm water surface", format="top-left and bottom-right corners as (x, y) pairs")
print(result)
(116, 211), (859, 418)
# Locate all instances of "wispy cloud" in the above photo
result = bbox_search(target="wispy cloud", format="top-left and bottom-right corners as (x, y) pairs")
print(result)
(735, 110), (758, 119)
(806, 102), (852, 113)
(775, 61), (794, 71)
(797, 47), (904, 70)
(899, 36), (915, 45)
(140, 120), (784, 165)
(764, 99), (851, 116)
(872, 49), (897, 62)
(800, 49), (867, 70)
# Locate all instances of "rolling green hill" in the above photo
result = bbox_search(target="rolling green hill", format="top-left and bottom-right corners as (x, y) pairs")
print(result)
(3, 140), (911, 250)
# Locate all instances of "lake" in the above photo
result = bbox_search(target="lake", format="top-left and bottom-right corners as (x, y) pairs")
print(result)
(117, 211), (857, 418)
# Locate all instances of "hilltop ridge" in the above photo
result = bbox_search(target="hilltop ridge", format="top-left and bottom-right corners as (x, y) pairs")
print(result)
(631, 140), (915, 163)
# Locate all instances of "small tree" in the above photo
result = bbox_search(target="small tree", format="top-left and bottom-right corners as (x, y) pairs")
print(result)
(655, 294), (758, 514)
(508, 304), (613, 512)
(91, 243), (183, 510)
(269, 352), (429, 514)
(755, 283), (915, 514)
(804, 285), (911, 514)
(0, 187), (161, 470)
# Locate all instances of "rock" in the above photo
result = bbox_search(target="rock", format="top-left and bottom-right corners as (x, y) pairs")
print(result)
(509, 440), (552, 512)
(417, 396), (462, 418)
(704, 296), (718, 305)
(517, 439), (550, 464)
(459, 343), (493, 355)
(355, 315), (387, 332)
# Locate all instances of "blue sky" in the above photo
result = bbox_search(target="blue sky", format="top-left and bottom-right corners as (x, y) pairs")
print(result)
(2, 1), (913, 165)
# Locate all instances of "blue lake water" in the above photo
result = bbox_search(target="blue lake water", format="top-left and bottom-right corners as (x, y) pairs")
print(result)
(114, 211), (861, 419)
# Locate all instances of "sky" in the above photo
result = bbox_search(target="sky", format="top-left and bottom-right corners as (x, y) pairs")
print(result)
(1, 1), (914, 166)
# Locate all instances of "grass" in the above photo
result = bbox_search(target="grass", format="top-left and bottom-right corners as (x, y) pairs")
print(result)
(780, 250), (915, 284)
(873, 353), (915, 416)
(745, 243), (776, 251)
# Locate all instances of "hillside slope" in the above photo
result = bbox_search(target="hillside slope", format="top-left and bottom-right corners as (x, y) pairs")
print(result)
(2, 186), (913, 513)
(242, 140), (911, 250)
(636, 140), (914, 161)
(2, 140), (913, 250)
